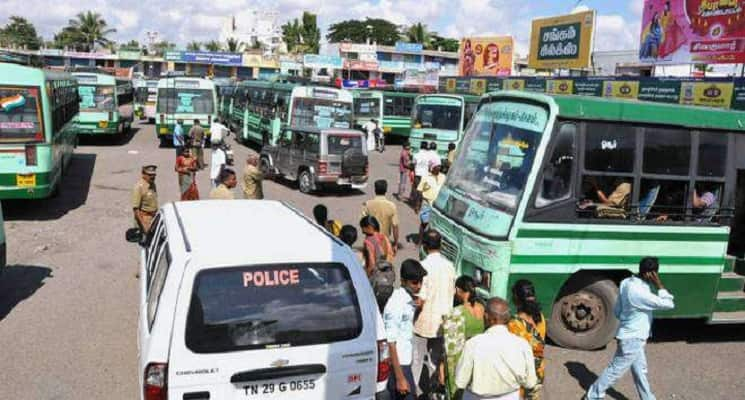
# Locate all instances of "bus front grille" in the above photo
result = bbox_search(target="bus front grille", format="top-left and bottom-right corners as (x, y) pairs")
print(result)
(440, 236), (459, 262)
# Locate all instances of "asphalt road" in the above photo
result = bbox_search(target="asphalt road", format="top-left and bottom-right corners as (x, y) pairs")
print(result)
(0, 122), (743, 399)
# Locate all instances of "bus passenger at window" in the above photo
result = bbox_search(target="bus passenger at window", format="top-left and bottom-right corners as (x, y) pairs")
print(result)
(580, 177), (632, 218)
(692, 186), (716, 211)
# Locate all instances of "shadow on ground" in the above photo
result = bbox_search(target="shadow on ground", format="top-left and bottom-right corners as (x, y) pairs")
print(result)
(564, 361), (630, 400)
(78, 127), (140, 147)
(2, 153), (96, 221)
(0, 265), (53, 322)
(651, 319), (745, 343)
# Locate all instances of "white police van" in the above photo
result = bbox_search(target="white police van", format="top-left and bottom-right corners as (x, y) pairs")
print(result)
(135, 200), (390, 400)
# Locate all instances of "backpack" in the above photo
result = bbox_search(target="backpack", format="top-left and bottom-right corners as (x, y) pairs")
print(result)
(367, 235), (395, 311)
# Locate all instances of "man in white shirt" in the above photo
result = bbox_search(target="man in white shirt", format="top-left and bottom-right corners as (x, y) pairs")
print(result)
(363, 119), (377, 152)
(384, 259), (428, 400)
(456, 297), (537, 400)
(411, 141), (430, 210)
(209, 118), (230, 188)
(412, 229), (456, 397)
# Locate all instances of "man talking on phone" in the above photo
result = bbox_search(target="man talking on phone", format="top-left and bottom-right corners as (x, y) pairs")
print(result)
(585, 257), (675, 400)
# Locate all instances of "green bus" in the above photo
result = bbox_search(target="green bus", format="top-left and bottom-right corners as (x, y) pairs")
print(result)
(229, 81), (354, 146)
(0, 63), (78, 199)
(409, 93), (480, 155)
(430, 91), (745, 350)
(133, 78), (158, 122)
(72, 72), (134, 135)
(213, 78), (236, 121)
(352, 90), (417, 138)
(156, 77), (218, 147)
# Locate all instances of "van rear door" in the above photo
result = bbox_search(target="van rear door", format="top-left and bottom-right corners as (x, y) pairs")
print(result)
(168, 262), (378, 399)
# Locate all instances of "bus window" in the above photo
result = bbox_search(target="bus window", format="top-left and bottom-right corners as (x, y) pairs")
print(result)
(354, 98), (380, 119)
(414, 104), (460, 131)
(584, 122), (635, 173)
(79, 85), (115, 112)
(691, 181), (723, 223)
(579, 176), (633, 219)
(0, 86), (43, 143)
(698, 132), (728, 178)
(157, 88), (214, 114)
(384, 98), (395, 116)
(643, 127), (691, 175)
(536, 123), (576, 207)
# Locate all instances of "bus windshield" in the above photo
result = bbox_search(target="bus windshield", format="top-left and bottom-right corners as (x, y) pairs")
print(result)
(0, 86), (43, 143)
(291, 97), (353, 129)
(354, 97), (380, 118)
(443, 100), (549, 213)
(135, 87), (157, 104)
(414, 102), (462, 131)
(157, 88), (214, 114)
(79, 85), (115, 112)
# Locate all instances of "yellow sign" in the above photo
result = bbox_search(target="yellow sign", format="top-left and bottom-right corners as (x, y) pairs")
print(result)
(503, 79), (526, 91)
(528, 10), (595, 70)
(470, 79), (487, 95)
(98, 121), (109, 128)
(459, 36), (514, 76)
(445, 78), (457, 93)
(16, 174), (36, 188)
(602, 81), (640, 99)
(546, 79), (574, 95)
(679, 82), (734, 108)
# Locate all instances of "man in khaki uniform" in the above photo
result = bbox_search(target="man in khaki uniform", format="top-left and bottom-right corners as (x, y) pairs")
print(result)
(209, 168), (237, 199)
(242, 154), (264, 199)
(188, 119), (206, 169)
(132, 165), (159, 234)
(361, 179), (400, 251)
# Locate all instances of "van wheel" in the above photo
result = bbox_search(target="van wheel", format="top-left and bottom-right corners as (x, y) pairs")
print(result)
(548, 276), (619, 350)
(298, 170), (313, 194)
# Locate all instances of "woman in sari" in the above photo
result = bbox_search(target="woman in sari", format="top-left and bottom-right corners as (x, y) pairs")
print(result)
(507, 280), (546, 400)
(175, 147), (199, 200)
(442, 276), (485, 400)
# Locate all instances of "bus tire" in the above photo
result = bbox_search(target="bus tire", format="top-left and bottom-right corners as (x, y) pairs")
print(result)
(548, 276), (619, 350)
(298, 170), (314, 194)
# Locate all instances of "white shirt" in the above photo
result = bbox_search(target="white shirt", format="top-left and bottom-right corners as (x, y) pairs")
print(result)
(210, 147), (227, 181)
(425, 149), (440, 166)
(455, 325), (537, 398)
(414, 252), (455, 338)
(414, 151), (429, 177)
(383, 287), (416, 365)
(363, 121), (376, 151)
(614, 276), (675, 340)
(210, 122), (228, 144)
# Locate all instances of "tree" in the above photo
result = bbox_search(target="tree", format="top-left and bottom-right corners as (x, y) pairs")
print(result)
(51, 26), (85, 50)
(402, 23), (433, 49)
(187, 41), (201, 51)
(430, 35), (460, 52)
(0, 16), (42, 50)
(282, 11), (320, 54)
(66, 11), (116, 52)
(225, 37), (243, 52)
(120, 39), (141, 51)
(204, 40), (221, 52)
(151, 41), (175, 56)
(326, 18), (399, 46)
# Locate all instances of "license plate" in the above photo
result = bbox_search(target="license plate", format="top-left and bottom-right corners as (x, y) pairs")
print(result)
(98, 120), (108, 128)
(239, 378), (316, 397)
(16, 174), (36, 188)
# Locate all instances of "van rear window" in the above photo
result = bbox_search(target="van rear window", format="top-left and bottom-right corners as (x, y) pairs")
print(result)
(186, 263), (363, 353)
(327, 135), (363, 154)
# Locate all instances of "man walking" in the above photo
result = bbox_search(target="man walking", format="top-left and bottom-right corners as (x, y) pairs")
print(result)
(585, 257), (675, 400)
(398, 142), (412, 201)
(173, 119), (185, 156)
(363, 118), (377, 152)
(455, 297), (537, 400)
(188, 119), (205, 169)
(242, 154), (264, 199)
(384, 259), (428, 400)
(412, 229), (456, 397)
(209, 168), (237, 199)
(361, 179), (399, 252)
(411, 141), (430, 210)
(131, 165), (159, 234)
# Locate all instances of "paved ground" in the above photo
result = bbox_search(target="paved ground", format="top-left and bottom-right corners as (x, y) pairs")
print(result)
(0, 122), (743, 399)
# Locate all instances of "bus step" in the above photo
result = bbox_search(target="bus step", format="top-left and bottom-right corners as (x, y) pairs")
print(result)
(718, 272), (745, 292)
(708, 311), (745, 324)
(714, 291), (745, 313)
(723, 256), (736, 273)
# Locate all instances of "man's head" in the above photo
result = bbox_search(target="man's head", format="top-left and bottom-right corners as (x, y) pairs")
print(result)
(219, 168), (237, 188)
(429, 142), (437, 151)
(359, 215), (380, 235)
(193, 119), (200, 125)
(182, 147), (192, 157)
(141, 165), (157, 183)
(400, 259), (427, 295)
(403, 141), (411, 151)
(422, 229), (441, 253)
(429, 158), (442, 175)
(247, 153), (259, 166)
(313, 204), (328, 225)
(638, 257), (659, 282)
(177, 119), (183, 125)
(420, 141), (429, 150)
(484, 297), (511, 328)
(448, 143), (456, 151)
(374, 179), (388, 196)
(339, 224), (358, 247)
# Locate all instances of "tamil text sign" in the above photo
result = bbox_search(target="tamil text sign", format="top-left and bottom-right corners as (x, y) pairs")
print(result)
(395, 41), (424, 53)
(529, 10), (595, 69)
(165, 51), (242, 66)
(459, 36), (513, 76)
(303, 54), (343, 69)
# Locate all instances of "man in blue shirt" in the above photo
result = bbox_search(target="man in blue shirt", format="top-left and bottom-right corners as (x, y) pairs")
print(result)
(384, 259), (427, 399)
(173, 119), (185, 156)
(586, 257), (675, 400)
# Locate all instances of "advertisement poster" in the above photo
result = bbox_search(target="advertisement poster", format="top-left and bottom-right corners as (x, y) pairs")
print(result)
(679, 81), (734, 108)
(546, 79), (574, 95)
(528, 10), (595, 69)
(459, 36), (514, 76)
(603, 80), (641, 99)
(573, 79), (604, 96)
(639, 0), (745, 64)
(469, 79), (488, 95)
(503, 79), (526, 91)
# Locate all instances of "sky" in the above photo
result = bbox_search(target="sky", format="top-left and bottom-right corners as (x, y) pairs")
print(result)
(0, 0), (645, 56)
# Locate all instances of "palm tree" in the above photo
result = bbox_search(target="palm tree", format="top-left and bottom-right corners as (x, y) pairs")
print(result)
(204, 40), (221, 52)
(67, 11), (116, 52)
(187, 41), (201, 51)
(225, 37), (243, 52)
(403, 23), (433, 49)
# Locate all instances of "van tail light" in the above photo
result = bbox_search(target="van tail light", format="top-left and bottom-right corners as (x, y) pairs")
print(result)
(377, 340), (391, 383)
(143, 362), (167, 400)
(25, 145), (37, 166)
(318, 161), (328, 175)
(108, 111), (113, 121)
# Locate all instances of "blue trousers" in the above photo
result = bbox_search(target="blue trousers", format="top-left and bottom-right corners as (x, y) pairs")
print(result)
(587, 338), (655, 400)
(388, 364), (416, 400)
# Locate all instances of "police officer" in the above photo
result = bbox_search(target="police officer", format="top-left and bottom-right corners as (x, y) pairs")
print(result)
(132, 165), (159, 234)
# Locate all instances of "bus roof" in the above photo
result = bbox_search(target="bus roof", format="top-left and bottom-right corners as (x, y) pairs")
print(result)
(483, 91), (745, 132)
(0, 63), (74, 84)
(415, 93), (481, 103)
(72, 71), (117, 85)
(237, 80), (297, 91)
(157, 77), (216, 89)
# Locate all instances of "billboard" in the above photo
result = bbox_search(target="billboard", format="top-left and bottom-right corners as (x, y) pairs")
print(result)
(528, 10), (595, 69)
(165, 51), (242, 66)
(303, 54), (343, 69)
(459, 36), (514, 76)
(639, 0), (745, 64)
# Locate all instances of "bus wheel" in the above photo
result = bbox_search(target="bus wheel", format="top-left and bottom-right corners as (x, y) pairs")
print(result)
(548, 276), (619, 350)
(298, 170), (313, 194)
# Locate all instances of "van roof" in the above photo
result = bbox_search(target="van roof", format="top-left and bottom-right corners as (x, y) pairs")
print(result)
(164, 200), (350, 268)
